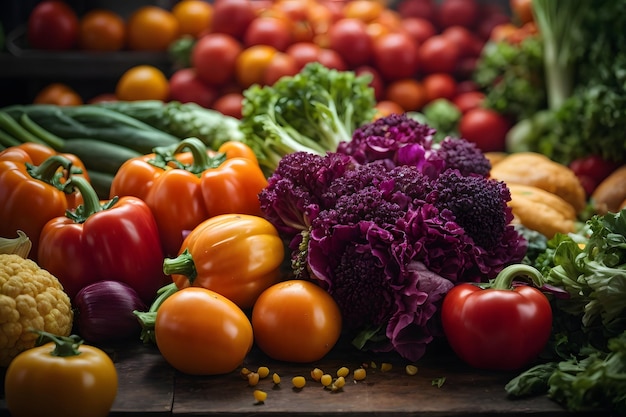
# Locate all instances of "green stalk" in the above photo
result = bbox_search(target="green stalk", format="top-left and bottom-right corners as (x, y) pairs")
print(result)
(0, 110), (45, 145)
(491, 264), (545, 290)
(0, 127), (21, 147)
(133, 282), (179, 344)
(31, 329), (83, 357)
(19, 113), (65, 150)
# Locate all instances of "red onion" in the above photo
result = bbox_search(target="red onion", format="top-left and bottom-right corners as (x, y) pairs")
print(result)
(74, 280), (147, 343)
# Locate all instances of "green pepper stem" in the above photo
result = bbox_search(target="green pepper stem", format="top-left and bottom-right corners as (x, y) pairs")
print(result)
(162, 249), (197, 284)
(62, 176), (111, 223)
(491, 264), (545, 290)
(26, 155), (72, 187)
(153, 137), (226, 174)
(30, 329), (83, 357)
(133, 282), (179, 344)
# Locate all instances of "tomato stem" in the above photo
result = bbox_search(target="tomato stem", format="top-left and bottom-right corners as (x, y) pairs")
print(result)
(31, 329), (83, 357)
(133, 282), (179, 344)
(490, 264), (545, 290)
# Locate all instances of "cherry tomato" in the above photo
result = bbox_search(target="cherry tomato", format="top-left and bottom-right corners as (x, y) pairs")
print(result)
(437, 0), (480, 29)
(115, 65), (169, 102)
(235, 44), (278, 88)
(452, 90), (485, 114)
(168, 68), (217, 108)
(397, 0), (438, 23)
(423, 73), (457, 102)
(33, 83), (82, 106)
(210, 0), (256, 40)
(510, 0), (534, 24)
(263, 52), (299, 86)
(317, 47), (347, 71)
(27, 1), (79, 50)
(251, 280), (342, 363)
(400, 17), (437, 45)
(5, 337), (118, 417)
(384, 78), (428, 112)
(244, 16), (293, 51)
(192, 33), (242, 86)
(78, 9), (126, 51)
(155, 287), (253, 375)
(285, 41), (321, 70)
(127, 6), (179, 51)
(459, 108), (510, 153)
(172, 0), (213, 38)
(418, 34), (460, 75)
(212, 92), (244, 119)
(373, 31), (420, 81)
(354, 65), (385, 101)
(342, 0), (384, 23)
(441, 25), (484, 59)
(374, 100), (406, 119)
(328, 18), (373, 68)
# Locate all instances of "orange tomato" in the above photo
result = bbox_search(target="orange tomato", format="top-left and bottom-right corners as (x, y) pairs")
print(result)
(235, 44), (278, 88)
(172, 0), (213, 38)
(251, 280), (342, 363)
(127, 6), (179, 51)
(374, 100), (405, 119)
(33, 83), (83, 106)
(115, 65), (169, 101)
(155, 287), (253, 375)
(79, 9), (126, 51)
(342, 0), (384, 23)
(384, 78), (428, 112)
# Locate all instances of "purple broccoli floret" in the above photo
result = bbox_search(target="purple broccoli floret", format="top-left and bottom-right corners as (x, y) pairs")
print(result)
(432, 137), (492, 177)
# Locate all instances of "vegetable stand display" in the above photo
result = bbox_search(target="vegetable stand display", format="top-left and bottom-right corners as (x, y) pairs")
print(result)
(0, 340), (610, 416)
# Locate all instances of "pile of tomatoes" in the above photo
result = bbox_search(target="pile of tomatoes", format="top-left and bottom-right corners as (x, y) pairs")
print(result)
(26, 0), (519, 151)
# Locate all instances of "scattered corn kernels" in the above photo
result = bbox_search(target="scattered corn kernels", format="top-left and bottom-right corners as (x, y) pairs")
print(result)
(310, 367), (323, 382)
(353, 368), (367, 381)
(405, 364), (418, 376)
(320, 373), (333, 387)
(257, 366), (270, 379)
(292, 376), (306, 389)
(380, 362), (393, 372)
(272, 372), (281, 385)
(331, 376), (345, 392)
(336, 366), (349, 378)
(253, 389), (267, 403)
(240, 367), (251, 380)
(247, 372), (260, 386)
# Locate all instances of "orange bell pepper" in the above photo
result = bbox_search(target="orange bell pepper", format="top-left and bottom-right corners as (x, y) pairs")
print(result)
(110, 138), (268, 257)
(0, 144), (88, 262)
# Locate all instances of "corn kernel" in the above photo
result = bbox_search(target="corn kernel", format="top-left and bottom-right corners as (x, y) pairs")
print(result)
(272, 372), (281, 384)
(247, 372), (260, 386)
(353, 368), (366, 381)
(292, 375), (306, 389)
(253, 389), (267, 403)
(257, 366), (270, 379)
(370, 361), (377, 369)
(381, 362), (393, 372)
(310, 367), (323, 381)
(331, 376), (345, 392)
(336, 366), (349, 378)
(320, 373), (333, 387)
(240, 367), (251, 380)
(405, 364), (418, 376)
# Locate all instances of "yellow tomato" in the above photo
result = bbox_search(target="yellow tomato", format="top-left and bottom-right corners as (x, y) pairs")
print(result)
(235, 44), (278, 88)
(127, 5), (179, 51)
(172, 0), (213, 38)
(115, 65), (169, 101)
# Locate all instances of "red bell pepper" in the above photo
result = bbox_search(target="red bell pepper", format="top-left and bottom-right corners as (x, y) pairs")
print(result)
(38, 176), (166, 304)
(0, 146), (84, 263)
(109, 138), (268, 257)
(441, 264), (553, 371)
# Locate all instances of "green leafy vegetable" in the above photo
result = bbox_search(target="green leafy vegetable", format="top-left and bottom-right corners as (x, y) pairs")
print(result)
(239, 62), (377, 174)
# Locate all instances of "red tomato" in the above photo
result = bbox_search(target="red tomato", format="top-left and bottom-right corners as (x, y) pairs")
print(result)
(192, 33), (242, 86)
(27, 1), (79, 50)
(423, 73), (457, 102)
(317, 48), (348, 71)
(441, 26), (483, 58)
(285, 41), (321, 70)
(251, 280), (342, 363)
(327, 18), (373, 68)
(400, 17), (437, 46)
(397, 0), (438, 23)
(209, 0), (256, 40)
(354, 65), (385, 101)
(437, 0), (480, 29)
(155, 287), (253, 375)
(243, 16), (293, 51)
(264, 52), (300, 86)
(510, 0), (534, 24)
(418, 34), (460, 75)
(373, 31), (420, 81)
(452, 91), (485, 114)
(476, 11), (511, 40)
(168, 68), (218, 108)
(459, 108), (510, 152)
(212, 92), (244, 119)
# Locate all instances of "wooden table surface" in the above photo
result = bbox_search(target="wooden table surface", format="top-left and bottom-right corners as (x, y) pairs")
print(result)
(0, 338), (611, 417)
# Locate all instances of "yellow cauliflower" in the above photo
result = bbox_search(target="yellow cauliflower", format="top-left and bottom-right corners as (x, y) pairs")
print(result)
(0, 254), (73, 367)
